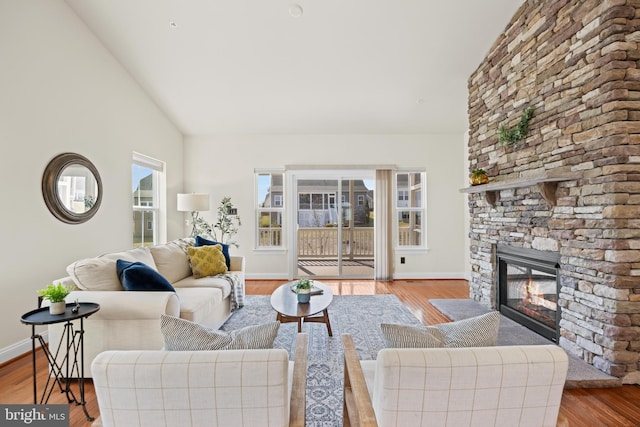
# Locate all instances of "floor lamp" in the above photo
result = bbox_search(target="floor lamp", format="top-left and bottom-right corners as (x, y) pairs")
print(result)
(177, 193), (210, 237)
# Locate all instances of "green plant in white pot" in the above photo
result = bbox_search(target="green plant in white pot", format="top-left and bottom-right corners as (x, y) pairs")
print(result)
(38, 283), (72, 315)
(293, 279), (313, 304)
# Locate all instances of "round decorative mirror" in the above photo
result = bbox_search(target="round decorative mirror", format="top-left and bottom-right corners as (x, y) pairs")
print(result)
(42, 153), (103, 224)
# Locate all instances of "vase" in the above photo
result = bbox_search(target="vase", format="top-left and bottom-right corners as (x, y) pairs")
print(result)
(297, 292), (311, 304)
(49, 301), (66, 315)
(470, 174), (489, 186)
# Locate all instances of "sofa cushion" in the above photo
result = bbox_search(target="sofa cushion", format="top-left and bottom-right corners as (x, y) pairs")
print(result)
(174, 287), (224, 324)
(381, 311), (500, 348)
(66, 247), (157, 291)
(149, 239), (193, 283)
(101, 247), (158, 267)
(196, 236), (231, 270)
(172, 275), (232, 298)
(187, 245), (228, 279)
(116, 260), (175, 292)
(160, 315), (280, 350)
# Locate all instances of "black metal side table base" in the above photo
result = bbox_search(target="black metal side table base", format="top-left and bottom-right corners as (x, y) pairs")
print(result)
(21, 302), (100, 422)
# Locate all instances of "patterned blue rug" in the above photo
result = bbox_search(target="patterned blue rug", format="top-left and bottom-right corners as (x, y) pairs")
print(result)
(220, 294), (422, 427)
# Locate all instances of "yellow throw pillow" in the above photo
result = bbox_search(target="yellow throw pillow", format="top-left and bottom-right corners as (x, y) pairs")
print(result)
(187, 244), (228, 279)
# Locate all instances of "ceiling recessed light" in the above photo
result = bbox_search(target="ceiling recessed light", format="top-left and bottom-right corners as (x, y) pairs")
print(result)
(169, 20), (178, 29)
(289, 4), (303, 18)
(416, 98), (425, 105)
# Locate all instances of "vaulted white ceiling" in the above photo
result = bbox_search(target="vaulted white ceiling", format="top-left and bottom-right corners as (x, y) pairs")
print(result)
(65, 0), (522, 135)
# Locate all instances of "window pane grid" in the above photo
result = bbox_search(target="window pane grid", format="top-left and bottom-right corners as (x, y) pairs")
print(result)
(133, 209), (156, 248)
(395, 171), (426, 248)
(133, 156), (161, 248)
(257, 172), (284, 248)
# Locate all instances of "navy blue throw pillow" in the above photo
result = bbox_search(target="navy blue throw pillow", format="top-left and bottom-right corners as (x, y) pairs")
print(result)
(116, 259), (175, 292)
(195, 236), (231, 270)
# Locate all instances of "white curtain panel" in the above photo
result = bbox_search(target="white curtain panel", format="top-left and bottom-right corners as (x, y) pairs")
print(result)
(375, 169), (393, 280)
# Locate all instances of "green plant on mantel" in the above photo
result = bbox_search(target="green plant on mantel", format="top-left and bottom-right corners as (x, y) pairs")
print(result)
(498, 105), (535, 147)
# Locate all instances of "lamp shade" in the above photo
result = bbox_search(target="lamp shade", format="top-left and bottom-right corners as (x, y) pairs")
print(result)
(177, 193), (210, 212)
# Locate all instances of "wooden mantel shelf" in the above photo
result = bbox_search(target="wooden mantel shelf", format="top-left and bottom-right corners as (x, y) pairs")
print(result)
(460, 172), (580, 207)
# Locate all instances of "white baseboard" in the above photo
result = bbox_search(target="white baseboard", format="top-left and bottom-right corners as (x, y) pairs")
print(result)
(0, 332), (47, 365)
(247, 273), (468, 281)
(245, 273), (290, 280)
(392, 272), (467, 280)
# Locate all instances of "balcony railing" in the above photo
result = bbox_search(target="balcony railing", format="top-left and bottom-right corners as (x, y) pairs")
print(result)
(297, 227), (374, 258)
(258, 226), (416, 255)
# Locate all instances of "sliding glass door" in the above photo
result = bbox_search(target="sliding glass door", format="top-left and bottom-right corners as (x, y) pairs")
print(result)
(290, 171), (374, 278)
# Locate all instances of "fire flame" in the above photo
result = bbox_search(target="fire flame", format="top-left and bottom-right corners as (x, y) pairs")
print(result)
(525, 276), (556, 311)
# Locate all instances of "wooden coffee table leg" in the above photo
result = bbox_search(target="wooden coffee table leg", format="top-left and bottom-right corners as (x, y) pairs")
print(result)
(323, 309), (332, 336)
(277, 312), (304, 333)
(303, 309), (333, 336)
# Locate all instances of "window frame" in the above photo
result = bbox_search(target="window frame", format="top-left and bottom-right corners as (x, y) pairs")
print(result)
(255, 170), (285, 250)
(132, 152), (165, 248)
(394, 171), (427, 250)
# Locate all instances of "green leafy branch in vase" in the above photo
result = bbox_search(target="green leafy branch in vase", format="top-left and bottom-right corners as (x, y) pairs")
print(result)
(498, 105), (535, 147)
(212, 197), (241, 248)
(191, 196), (241, 248)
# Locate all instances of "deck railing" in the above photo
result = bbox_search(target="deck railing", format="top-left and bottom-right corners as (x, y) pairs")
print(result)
(258, 226), (414, 256)
(297, 227), (373, 258)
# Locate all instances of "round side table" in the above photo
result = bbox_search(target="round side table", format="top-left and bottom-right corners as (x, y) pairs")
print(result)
(21, 302), (100, 421)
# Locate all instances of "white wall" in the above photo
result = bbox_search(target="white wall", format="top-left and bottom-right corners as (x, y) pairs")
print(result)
(184, 134), (467, 279)
(0, 1), (183, 361)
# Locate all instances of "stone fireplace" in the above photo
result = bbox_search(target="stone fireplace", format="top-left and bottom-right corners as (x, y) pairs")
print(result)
(466, 0), (640, 383)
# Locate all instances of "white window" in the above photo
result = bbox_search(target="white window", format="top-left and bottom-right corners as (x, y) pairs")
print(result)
(133, 153), (164, 247)
(357, 195), (365, 206)
(398, 190), (409, 205)
(395, 171), (426, 248)
(256, 171), (284, 248)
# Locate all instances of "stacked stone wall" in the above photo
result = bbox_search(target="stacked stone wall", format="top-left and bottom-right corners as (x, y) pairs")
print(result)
(467, 0), (640, 380)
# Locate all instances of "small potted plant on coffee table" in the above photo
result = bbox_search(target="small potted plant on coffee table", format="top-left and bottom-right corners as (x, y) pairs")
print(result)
(293, 279), (313, 304)
(38, 283), (72, 315)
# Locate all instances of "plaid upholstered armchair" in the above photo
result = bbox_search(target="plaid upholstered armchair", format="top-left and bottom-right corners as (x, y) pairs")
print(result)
(341, 334), (568, 427)
(91, 334), (308, 427)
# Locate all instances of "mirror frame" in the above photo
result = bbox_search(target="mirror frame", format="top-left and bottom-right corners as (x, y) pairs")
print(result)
(42, 152), (103, 224)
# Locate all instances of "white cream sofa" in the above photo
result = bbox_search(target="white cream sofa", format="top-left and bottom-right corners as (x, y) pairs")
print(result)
(91, 334), (308, 427)
(48, 238), (245, 377)
(342, 334), (569, 427)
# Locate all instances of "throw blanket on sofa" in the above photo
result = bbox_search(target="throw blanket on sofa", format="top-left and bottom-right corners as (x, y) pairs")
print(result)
(218, 273), (244, 311)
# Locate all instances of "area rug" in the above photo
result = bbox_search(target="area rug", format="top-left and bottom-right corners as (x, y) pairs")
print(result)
(429, 298), (622, 388)
(220, 294), (422, 427)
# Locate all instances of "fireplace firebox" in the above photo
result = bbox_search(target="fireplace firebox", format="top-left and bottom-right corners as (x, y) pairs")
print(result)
(496, 245), (560, 342)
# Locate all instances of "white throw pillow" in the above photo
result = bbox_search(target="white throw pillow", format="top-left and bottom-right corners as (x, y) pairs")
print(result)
(149, 239), (193, 283)
(161, 315), (232, 350)
(161, 315), (280, 351)
(66, 247), (157, 291)
(435, 311), (501, 347)
(66, 257), (122, 291)
(379, 323), (443, 348)
(381, 311), (500, 348)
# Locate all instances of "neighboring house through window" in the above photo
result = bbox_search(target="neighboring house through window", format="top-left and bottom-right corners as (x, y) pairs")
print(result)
(256, 171), (284, 248)
(133, 152), (164, 247)
(395, 171), (426, 248)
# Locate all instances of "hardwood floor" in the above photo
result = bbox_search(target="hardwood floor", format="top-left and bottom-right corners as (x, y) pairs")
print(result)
(2, 279), (639, 426)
